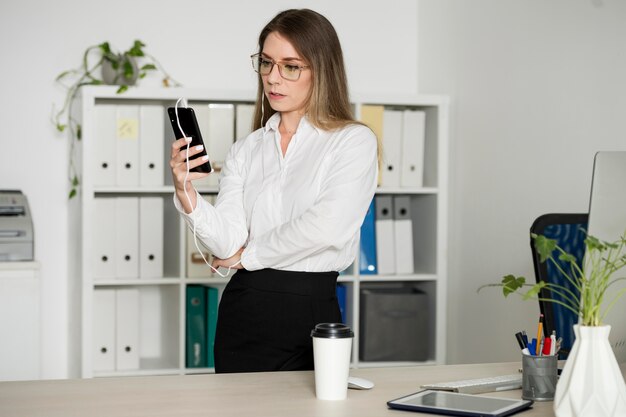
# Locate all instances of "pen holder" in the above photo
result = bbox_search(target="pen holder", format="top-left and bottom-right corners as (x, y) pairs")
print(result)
(521, 353), (558, 401)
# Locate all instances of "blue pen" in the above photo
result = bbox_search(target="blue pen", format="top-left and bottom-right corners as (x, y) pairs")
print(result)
(527, 338), (537, 356)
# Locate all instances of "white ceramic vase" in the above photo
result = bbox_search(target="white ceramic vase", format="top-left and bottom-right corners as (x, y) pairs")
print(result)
(554, 325), (626, 417)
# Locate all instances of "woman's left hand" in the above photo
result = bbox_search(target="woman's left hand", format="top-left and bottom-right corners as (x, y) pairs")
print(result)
(212, 247), (245, 271)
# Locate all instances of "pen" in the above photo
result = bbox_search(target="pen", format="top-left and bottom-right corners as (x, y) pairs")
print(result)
(521, 330), (529, 347)
(535, 314), (544, 356)
(538, 337), (544, 356)
(542, 337), (552, 356)
(550, 331), (557, 356)
(515, 332), (526, 350)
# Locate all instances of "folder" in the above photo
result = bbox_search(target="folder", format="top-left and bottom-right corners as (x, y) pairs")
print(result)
(393, 196), (415, 274)
(94, 104), (117, 186)
(192, 103), (235, 188)
(381, 110), (403, 188)
(400, 110), (426, 187)
(115, 197), (139, 278)
(115, 288), (140, 370)
(359, 198), (377, 275)
(236, 104), (255, 139)
(93, 289), (116, 372)
(186, 285), (207, 368)
(360, 105), (385, 186)
(139, 104), (165, 186)
(116, 105), (140, 186)
(336, 284), (347, 323)
(92, 197), (116, 279)
(375, 195), (396, 275)
(206, 286), (219, 368)
(186, 195), (215, 278)
(139, 197), (164, 278)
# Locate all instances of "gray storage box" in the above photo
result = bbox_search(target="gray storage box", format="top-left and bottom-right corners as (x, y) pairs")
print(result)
(359, 286), (429, 361)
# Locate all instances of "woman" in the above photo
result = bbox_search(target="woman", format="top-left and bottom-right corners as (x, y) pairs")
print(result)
(170, 8), (378, 373)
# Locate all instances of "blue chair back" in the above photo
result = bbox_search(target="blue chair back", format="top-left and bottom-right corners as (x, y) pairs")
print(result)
(530, 213), (588, 359)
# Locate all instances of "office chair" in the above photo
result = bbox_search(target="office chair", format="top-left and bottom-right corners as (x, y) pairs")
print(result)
(530, 213), (588, 359)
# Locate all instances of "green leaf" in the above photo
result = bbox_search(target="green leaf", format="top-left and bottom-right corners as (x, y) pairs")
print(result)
(71, 175), (79, 186)
(522, 282), (546, 300)
(558, 253), (576, 264)
(534, 235), (557, 263)
(123, 60), (134, 78)
(586, 235), (605, 251)
(76, 124), (82, 140)
(502, 274), (525, 296)
(127, 40), (146, 57)
(98, 42), (111, 54)
(116, 85), (128, 94)
(140, 64), (156, 71)
(68, 188), (77, 199)
(56, 123), (66, 132)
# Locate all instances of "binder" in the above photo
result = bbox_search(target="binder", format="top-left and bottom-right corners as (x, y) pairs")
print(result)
(93, 289), (116, 372)
(359, 198), (377, 275)
(400, 110), (426, 187)
(192, 104), (235, 187)
(236, 104), (255, 139)
(360, 105), (385, 186)
(139, 104), (165, 186)
(186, 285), (207, 368)
(115, 197), (139, 278)
(336, 284), (347, 323)
(115, 288), (140, 370)
(381, 110), (403, 188)
(93, 104), (117, 186)
(206, 286), (219, 368)
(186, 195), (215, 278)
(92, 197), (116, 279)
(139, 197), (164, 278)
(393, 196), (415, 274)
(375, 195), (396, 275)
(116, 105), (140, 186)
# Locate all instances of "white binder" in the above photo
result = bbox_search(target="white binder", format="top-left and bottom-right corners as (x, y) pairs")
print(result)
(115, 288), (140, 370)
(393, 196), (415, 274)
(139, 104), (165, 186)
(381, 109), (403, 188)
(139, 197), (164, 278)
(236, 104), (255, 140)
(116, 105), (140, 186)
(93, 104), (117, 186)
(375, 195), (396, 275)
(92, 197), (116, 279)
(115, 197), (139, 278)
(400, 110), (426, 187)
(93, 289), (116, 372)
(186, 195), (215, 278)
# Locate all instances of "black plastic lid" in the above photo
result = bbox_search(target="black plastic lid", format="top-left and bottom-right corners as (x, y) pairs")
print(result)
(311, 323), (354, 339)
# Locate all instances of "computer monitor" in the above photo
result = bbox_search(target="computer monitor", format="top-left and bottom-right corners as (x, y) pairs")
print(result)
(587, 151), (626, 363)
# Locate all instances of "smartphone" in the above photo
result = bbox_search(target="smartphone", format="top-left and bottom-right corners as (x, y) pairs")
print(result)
(167, 106), (213, 173)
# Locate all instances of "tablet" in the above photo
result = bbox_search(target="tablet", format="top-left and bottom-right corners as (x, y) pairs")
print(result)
(387, 389), (533, 417)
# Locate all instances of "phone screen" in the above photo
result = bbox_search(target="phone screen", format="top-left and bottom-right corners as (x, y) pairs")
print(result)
(167, 107), (212, 173)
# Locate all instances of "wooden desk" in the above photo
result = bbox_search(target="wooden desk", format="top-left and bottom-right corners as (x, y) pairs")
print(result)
(0, 362), (554, 417)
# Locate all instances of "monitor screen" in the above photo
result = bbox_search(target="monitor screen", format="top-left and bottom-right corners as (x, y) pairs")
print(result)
(587, 151), (626, 363)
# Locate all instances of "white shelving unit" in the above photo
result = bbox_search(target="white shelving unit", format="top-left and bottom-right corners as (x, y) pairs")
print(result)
(71, 86), (448, 378)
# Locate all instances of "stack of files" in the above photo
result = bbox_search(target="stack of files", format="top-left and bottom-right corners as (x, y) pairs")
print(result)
(373, 195), (415, 276)
(186, 285), (219, 368)
(360, 105), (426, 188)
(93, 288), (140, 372)
(92, 196), (164, 280)
(93, 104), (165, 187)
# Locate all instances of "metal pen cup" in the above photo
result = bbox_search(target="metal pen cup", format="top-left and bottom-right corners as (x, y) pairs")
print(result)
(521, 353), (558, 401)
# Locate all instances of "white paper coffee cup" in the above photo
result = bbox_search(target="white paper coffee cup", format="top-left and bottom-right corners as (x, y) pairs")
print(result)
(311, 323), (354, 400)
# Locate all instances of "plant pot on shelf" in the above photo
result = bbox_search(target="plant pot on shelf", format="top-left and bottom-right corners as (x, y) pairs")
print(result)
(554, 325), (626, 417)
(101, 54), (139, 86)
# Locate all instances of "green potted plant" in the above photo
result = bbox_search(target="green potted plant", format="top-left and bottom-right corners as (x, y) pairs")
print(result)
(52, 40), (180, 198)
(479, 232), (626, 417)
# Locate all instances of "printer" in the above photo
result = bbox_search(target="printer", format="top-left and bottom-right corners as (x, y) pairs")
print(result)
(0, 190), (34, 261)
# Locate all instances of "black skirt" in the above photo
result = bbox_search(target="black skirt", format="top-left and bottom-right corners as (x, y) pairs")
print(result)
(214, 268), (341, 373)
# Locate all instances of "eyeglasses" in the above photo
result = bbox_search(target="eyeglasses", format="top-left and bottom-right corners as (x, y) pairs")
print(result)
(250, 53), (310, 81)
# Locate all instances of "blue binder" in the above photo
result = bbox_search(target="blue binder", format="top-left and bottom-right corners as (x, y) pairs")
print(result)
(359, 198), (377, 275)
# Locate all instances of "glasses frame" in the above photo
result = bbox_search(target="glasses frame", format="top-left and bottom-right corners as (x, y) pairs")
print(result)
(250, 53), (310, 81)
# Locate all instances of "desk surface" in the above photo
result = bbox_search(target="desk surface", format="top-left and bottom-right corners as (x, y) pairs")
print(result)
(0, 362), (554, 417)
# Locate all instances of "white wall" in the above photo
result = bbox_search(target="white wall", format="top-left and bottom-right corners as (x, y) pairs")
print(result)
(0, 0), (417, 378)
(418, 0), (626, 363)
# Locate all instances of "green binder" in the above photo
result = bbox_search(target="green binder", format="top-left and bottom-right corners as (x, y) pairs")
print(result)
(206, 287), (219, 368)
(186, 285), (207, 368)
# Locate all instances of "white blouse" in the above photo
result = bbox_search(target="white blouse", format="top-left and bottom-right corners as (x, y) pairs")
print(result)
(174, 112), (378, 272)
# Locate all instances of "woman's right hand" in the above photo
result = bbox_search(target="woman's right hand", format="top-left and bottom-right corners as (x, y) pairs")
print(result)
(170, 137), (210, 213)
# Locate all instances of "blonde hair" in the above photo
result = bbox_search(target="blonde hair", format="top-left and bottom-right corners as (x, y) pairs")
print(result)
(252, 9), (356, 132)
